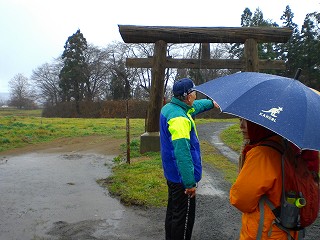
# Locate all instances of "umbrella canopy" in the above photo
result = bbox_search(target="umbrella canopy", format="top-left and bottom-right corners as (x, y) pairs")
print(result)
(195, 72), (320, 151)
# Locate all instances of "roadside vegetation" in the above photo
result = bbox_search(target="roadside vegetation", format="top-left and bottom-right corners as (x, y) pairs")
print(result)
(0, 109), (241, 208)
(220, 122), (243, 152)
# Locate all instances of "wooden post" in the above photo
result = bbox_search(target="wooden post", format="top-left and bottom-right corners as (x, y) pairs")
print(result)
(199, 43), (210, 85)
(139, 40), (166, 153)
(126, 100), (130, 164)
(201, 43), (210, 60)
(146, 40), (167, 132)
(244, 38), (259, 72)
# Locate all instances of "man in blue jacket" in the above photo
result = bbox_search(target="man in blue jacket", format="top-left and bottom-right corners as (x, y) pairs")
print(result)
(160, 78), (218, 240)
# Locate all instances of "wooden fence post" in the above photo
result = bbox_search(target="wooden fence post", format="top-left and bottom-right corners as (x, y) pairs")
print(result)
(126, 99), (130, 164)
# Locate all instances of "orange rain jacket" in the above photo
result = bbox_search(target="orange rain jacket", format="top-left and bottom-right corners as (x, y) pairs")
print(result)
(230, 135), (297, 240)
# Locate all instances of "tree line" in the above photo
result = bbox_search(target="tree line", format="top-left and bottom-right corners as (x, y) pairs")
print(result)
(6, 6), (320, 111)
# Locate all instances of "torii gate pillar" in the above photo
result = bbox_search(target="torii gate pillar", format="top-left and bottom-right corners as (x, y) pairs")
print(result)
(140, 40), (167, 153)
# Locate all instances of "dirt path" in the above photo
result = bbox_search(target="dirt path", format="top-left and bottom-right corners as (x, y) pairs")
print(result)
(0, 125), (318, 240)
(0, 135), (124, 156)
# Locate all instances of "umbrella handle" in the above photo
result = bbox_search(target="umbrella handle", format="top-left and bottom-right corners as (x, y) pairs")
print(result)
(294, 68), (302, 80)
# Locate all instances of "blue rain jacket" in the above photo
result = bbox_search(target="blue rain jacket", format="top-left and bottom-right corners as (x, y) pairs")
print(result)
(159, 97), (213, 188)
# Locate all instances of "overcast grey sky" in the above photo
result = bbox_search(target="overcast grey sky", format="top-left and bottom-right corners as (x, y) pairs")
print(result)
(0, 0), (319, 93)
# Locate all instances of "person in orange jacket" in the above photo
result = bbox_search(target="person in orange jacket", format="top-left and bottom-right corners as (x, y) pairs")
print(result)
(230, 119), (299, 240)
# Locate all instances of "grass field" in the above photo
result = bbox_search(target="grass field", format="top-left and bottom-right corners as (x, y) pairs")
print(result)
(0, 108), (146, 152)
(0, 108), (241, 207)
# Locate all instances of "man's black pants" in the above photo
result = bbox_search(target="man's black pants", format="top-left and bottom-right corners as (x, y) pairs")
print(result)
(165, 181), (196, 240)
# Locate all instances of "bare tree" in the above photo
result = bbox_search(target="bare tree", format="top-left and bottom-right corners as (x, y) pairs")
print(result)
(9, 73), (35, 109)
(31, 61), (62, 106)
(125, 43), (181, 99)
(127, 43), (153, 97)
(105, 42), (134, 100)
(84, 44), (110, 101)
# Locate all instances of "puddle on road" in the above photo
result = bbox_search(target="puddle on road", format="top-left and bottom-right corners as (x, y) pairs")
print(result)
(0, 152), (125, 240)
(92, 209), (126, 238)
(211, 135), (239, 165)
(62, 153), (84, 160)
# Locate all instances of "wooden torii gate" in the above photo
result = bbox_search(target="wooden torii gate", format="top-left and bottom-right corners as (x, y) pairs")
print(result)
(118, 25), (293, 153)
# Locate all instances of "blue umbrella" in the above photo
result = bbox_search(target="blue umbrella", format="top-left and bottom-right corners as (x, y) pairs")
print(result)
(195, 72), (320, 151)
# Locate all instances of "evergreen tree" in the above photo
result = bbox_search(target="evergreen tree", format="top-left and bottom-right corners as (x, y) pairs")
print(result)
(241, 8), (253, 27)
(299, 12), (320, 89)
(251, 8), (281, 68)
(228, 7), (253, 60)
(280, 5), (300, 77)
(230, 7), (281, 72)
(59, 29), (89, 114)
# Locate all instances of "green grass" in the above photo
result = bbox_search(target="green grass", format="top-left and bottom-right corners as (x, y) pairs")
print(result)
(220, 122), (242, 152)
(97, 141), (167, 207)
(0, 111), (145, 152)
(0, 108), (42, 117)
(98, 157), (167, 207)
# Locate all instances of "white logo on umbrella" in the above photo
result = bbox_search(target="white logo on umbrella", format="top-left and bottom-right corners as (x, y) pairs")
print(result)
(259, 107), (283, 122)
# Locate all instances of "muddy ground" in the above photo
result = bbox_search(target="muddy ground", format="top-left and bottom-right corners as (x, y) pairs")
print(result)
(0, 122), (318, 240)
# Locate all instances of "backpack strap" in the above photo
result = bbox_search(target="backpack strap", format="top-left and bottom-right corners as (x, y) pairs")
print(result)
(257, 195), (274, 239)
(258, 196), (298, 240)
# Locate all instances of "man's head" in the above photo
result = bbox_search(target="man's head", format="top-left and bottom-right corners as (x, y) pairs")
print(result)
(173, 78), (196, 106)
(173, 78), (195, 98)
